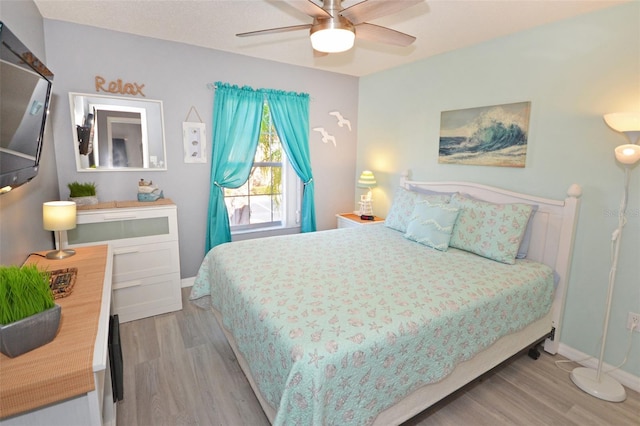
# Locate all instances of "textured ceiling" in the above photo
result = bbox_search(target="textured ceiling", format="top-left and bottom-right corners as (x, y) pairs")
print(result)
(34, 0), (627, 77)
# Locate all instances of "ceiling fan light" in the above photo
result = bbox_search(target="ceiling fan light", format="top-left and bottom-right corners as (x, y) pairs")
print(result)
(310, 28), (355, 53)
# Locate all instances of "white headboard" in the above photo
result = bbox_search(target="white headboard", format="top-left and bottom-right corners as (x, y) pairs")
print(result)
(400, 173), (582, 353)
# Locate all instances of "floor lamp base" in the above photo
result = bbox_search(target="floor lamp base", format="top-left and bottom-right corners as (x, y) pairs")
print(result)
(570, 367), (626, 402)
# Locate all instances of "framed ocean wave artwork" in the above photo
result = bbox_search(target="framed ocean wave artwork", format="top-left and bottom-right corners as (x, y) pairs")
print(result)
(438, 101), (531, 167)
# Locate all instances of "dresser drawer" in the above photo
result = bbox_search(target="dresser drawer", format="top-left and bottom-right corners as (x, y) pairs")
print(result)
(112, 241), (179, 283)
(112, 273), (182, 322)
(64, 205), (178, 248)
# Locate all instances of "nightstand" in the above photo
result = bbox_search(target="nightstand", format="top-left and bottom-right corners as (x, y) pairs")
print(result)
(336, 213), (385, 229)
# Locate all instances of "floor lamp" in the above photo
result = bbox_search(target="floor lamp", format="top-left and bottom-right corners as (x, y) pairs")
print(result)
(570, 112), (640, 402)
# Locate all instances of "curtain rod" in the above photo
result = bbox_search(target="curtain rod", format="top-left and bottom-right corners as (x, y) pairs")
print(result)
(206, 82), (312, 100)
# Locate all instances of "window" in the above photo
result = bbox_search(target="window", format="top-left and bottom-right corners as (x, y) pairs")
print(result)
(223, 102), (300, 231)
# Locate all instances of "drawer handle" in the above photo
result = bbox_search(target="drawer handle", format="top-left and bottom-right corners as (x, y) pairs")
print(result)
(113, 248), (140, 255)
(103, 215), (137, 221)
(113, 280), (143, 290)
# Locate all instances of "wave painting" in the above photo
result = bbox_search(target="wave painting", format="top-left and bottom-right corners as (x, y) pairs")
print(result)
(438, 101), (531, 167)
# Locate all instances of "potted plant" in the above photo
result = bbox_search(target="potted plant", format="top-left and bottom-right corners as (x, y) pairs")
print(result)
(0, 265), (61, 358)
(67, 181), (98, 206)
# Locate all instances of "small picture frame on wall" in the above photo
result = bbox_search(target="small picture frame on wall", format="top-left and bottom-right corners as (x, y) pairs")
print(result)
(438, 101), (531, 168)
(182, 122), (206, 163)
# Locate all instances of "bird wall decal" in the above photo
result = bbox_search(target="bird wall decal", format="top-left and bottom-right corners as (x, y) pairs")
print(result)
(312, 127), (336, 147)
(329, 111), (351, 131)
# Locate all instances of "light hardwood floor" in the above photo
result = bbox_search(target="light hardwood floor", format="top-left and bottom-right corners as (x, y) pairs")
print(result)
(116, 288), (639, 425)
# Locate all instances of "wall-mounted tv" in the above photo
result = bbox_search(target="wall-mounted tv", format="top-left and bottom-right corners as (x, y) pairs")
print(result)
(0, 21), (54, 194)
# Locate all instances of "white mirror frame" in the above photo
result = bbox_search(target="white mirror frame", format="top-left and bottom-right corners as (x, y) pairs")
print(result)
(69, 92), (167, 172)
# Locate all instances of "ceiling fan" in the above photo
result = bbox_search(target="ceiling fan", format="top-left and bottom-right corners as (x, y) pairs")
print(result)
(237, 0), (421, 55)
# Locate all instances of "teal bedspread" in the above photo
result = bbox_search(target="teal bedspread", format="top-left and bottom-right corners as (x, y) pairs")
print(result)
(191, 226), (554, 425)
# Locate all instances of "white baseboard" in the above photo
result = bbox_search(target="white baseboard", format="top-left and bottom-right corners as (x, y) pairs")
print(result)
(181, 277), (195, 288)
(558, 343), (640, 393)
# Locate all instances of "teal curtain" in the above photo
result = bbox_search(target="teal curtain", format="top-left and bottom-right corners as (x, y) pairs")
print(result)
(205, 82), (263, 252)
(266, 90), (316, 233)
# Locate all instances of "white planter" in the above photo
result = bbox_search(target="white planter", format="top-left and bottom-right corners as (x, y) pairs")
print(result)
(70, 196), (98, 206)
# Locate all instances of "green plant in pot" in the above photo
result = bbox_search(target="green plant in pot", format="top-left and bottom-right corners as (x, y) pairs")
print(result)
(0, 265), (61, 358)
(67, 181), (98, 206)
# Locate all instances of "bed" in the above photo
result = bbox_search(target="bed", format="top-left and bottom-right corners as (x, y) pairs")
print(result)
(190, 177), (582, 425)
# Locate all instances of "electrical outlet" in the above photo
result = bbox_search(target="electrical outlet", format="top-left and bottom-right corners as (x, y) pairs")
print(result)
(627, 312), (640, 332)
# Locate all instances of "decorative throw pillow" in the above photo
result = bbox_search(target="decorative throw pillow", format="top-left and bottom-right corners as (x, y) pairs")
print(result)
(449, 193), (533, 264)
(404, 202), (460, 251)
(385, 187), (451, 233)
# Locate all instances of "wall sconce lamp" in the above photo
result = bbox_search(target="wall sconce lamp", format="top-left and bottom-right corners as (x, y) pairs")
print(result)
(357, 170), (377, 216)
(570, 112), (640, 402)
(43, 201), (77, 259)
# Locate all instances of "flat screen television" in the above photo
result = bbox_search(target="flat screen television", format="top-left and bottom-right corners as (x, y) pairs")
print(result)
(0, 21), (54, 194)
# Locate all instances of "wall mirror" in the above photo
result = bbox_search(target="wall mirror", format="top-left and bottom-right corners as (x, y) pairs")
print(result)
(69, 92), (167, 171)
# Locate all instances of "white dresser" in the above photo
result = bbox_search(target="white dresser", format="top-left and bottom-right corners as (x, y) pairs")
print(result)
(64, 201), (182, 323)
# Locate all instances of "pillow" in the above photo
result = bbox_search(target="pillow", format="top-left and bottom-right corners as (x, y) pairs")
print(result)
(453, 193), (538, 259)
(449, 193), (533, 264)
(404, 202), (460, 251)
(516, 204), (538, 259)
(385, 187), (451, 233)
(407, 185), (456, 198)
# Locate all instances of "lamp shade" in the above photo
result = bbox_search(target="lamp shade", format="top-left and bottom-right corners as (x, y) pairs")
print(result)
(615, 144), (640, 165)
(604, 112), (640, 132)
(310, 28), (355, 53)
(357, 170), (377, 188)
(43, 201), (77, 231)
(604, 112), (640, 145)
(310, 17), (355, 53)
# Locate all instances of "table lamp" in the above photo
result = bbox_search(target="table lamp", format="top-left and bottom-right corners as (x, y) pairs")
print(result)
(357, 170), (376, 216)
(43, 201), (77, 259)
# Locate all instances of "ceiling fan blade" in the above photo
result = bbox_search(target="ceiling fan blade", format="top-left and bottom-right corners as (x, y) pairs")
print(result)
(341, 0), (421, 25)
(355, 23), (416, 47)
(285, 0), (333, 19)
(237, 24), (312, 37)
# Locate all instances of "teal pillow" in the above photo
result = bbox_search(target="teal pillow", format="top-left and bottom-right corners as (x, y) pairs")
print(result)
(385, 187), (451, 233)
(404, 202), (460, 251)
(449, 193), (533, 264)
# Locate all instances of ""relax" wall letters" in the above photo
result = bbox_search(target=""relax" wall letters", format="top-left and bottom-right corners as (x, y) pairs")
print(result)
(95, 76), (146, 97)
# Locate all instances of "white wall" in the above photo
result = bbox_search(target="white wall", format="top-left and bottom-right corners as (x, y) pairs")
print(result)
(358, 3), (639, 377)
(43, 20), (359, 278)
(0, 1), (60, 265)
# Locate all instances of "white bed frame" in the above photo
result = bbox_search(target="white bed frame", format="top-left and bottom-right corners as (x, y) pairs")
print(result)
(214, 177), (583, 425)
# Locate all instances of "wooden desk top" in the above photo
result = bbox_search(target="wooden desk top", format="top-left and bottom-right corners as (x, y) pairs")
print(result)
(0, 245), (111, 419)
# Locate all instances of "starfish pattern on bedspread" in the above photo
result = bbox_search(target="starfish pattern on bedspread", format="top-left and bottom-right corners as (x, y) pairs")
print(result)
(191, 226), (554, 425)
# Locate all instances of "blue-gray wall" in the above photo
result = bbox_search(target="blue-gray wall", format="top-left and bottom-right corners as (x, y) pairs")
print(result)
(0, 1), (60, 265)
(43, 20), (360, 278)
(357, 3), (640, 377)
